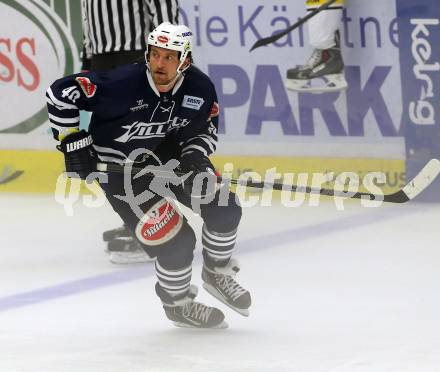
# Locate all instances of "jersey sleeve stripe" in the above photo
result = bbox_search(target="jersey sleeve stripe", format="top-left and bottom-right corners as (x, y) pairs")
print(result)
(183, 136), (216, 153)
(181, 144), (209, 157)
(47, 103), (78, 118)
(50, 122), (80, 133)
(46, 87), (78, 110)
(194, 133), (218, 146)
(196, 136), (216, 153)
(48, 113), (80, 124)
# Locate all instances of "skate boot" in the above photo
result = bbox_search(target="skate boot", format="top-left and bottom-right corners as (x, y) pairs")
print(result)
(202, 258), (251, 317)
(286, 31), (347, 93)
(103, 224), (155, 264)
(155, 283), (228, 329)
(108, 237), (155, 264)
(102, 224), (131, 243)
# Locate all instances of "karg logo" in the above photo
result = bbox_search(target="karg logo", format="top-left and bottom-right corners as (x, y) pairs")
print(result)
(409, 18), (440, 126)
(0, 1), (79, 134)
(182, 95), (204, 110)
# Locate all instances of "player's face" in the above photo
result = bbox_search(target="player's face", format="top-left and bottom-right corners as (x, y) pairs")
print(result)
(149, 46), (181, 87)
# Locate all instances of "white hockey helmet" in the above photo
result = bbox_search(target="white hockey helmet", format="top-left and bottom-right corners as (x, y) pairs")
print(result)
(146, 22), (193, 73)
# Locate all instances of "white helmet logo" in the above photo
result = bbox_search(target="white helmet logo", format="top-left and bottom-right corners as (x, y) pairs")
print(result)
(157, 35), (169, 44)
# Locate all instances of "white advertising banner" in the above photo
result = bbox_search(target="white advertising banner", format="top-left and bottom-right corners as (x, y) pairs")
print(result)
(0, 0), (80, 148)
(0, 0), (405, 160)
(181, 0), (404, 158)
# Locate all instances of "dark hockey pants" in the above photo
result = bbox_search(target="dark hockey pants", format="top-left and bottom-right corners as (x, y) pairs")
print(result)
(99, 172), (242, 271)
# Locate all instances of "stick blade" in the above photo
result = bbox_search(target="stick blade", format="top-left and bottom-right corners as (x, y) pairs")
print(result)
(249, 36), (276, 52)
(401, 158), (440, 200)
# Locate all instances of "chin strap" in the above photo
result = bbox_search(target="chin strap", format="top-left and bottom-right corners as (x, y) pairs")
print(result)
(156, 72), (181, 92)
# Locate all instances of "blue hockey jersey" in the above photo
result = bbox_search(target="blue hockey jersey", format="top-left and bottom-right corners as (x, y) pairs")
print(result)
(46, 63), (219, 164)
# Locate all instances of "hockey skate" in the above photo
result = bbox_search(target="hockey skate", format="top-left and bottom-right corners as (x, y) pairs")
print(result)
(156, 283), (228, 329)
(103, 225), (155, 264)
(102, 224), (131, 243)
(202, 259), (251, 317)
(107, 237), (155, 264)
(286, 32), (347, 93)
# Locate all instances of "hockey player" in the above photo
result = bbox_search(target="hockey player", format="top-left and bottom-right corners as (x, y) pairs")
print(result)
(286, 0), (348, 93)
(46, 22), (251, 328)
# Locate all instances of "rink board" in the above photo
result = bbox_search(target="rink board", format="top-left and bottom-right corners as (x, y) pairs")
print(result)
(0, 149), (404, 195)
(1, 0), (405, 160)
(0, 0), (438, 200)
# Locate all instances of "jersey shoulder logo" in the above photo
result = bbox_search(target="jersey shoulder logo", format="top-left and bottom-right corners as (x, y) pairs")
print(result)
(75, 77), (97, 98)
(208, 102), (220, 120)
(182, 95), (205, 110)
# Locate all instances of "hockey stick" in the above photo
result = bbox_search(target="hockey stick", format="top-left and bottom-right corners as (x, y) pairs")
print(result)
(249, 0), (338, 52)
(96, 159), (440, 203)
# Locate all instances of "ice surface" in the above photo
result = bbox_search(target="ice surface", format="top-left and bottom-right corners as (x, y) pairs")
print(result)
(1, 194), (439, 372)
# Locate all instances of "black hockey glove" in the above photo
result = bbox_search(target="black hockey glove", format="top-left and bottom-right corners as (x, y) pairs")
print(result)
(178, 152), (218, 197)
(57, 130), (96, 180)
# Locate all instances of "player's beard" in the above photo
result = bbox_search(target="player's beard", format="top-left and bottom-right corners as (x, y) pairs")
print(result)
(153, 70), (180, 92)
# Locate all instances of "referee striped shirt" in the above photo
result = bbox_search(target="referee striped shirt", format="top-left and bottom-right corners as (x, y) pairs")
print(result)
(82, 0), (179, 58)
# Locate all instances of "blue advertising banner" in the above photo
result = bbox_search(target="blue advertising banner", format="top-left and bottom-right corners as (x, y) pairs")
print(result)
(397, 0), (440, 201)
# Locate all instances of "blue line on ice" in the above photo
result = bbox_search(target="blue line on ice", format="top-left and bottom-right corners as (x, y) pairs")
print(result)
(0, 206), (407, 312)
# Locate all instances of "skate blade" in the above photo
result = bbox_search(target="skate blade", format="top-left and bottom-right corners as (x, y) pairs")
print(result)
(286, 73), (347, 93)
(103, 232), (131, 242)
(172, 320), (229, 329)
(109, 252), (155, 264)
(203, 283), (250, 317)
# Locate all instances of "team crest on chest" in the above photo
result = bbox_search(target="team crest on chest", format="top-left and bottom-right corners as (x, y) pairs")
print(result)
(114, 121), (167, 142)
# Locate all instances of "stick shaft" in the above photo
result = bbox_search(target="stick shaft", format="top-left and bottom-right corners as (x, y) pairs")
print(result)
(96, 161), (440, 204)
(249, 0), (338, 51)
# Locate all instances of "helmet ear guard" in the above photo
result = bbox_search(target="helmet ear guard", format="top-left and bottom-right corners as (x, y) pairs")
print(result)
(146, 22), (193, 73)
